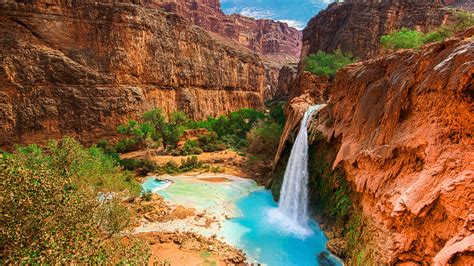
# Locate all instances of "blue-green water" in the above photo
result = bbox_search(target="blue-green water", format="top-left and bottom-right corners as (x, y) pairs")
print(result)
(142, 176), (342, 266)
(220, 190), (340, 266)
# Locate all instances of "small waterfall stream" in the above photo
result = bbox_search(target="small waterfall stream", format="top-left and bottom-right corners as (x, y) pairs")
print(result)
(269, 104), (326, 236)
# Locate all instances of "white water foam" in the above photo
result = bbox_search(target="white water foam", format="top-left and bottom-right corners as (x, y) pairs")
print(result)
(268, 104), (326, 238)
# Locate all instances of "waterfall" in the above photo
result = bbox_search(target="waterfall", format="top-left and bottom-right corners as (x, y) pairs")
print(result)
(269, 104), (326, 236)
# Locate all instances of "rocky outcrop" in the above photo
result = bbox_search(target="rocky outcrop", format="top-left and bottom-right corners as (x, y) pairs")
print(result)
(0, 1), (267, 147)
(145, 0), (302, 63)
(275, 32), (474, 264)
(274, 64), (298, 100)
(302, 0), (452, 60)
(444, 0), (474, 11)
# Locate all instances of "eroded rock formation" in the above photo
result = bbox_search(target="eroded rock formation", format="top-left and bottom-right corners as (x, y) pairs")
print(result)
(302, 0), (452, 59)
(444, 0), (474, 11)
(145, 0), (302, 63)
(0, 1), (267, 147)
(275, 32), (474, 264)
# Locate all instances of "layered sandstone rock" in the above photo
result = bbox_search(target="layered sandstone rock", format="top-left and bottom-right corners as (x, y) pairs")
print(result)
(444, 0), (474, 11)
(145, 0), (302, 63)
(275, 33), (474, 264)
(302, 0), (452, 59)
(0, 1), (266, 147)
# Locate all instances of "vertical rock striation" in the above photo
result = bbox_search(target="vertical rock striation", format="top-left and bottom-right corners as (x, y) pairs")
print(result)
(145, 0), (302, 63)
(275, 31), (474, 264)
(0, 1), (266, 147)
(302, 0), (452, 59)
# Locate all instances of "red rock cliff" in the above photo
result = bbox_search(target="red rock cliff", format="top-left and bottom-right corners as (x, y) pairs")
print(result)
(302, 0), (452, 59)
(276, 31), (474, 264)
(0, 0), (266, 147)
(145, 0), (302, 63)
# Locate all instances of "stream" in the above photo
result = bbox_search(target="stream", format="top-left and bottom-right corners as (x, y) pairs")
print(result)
(141, 175), (342, 266)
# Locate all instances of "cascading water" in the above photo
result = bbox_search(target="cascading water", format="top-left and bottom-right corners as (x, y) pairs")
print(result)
(269, 104), (326, 237)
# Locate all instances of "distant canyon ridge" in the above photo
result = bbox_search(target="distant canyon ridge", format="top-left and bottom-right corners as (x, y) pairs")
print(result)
(0, 0), (468, 148)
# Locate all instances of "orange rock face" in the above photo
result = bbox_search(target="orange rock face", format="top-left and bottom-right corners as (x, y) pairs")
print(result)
(145, 0), (302, 63)
(302, 0), (452, 60)
(276, 33), (474, 264)
(0, 1), (267, 147)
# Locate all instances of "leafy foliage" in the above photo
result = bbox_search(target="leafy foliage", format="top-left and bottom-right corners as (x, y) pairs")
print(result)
(0, 137), (147, 263)
(381, 11), (474, 50)
(119, 158), (157, 176)
(380, 27), (425, 49)
(247, 121), (282, 159)
(303, 49), (354, 77)
(159, 156), (204, 174)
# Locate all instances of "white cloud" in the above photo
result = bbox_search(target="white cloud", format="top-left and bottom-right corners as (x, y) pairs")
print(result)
(277, 19), (305, 30)
(310, 0), (334, 5)
(239, 7), (275, 19)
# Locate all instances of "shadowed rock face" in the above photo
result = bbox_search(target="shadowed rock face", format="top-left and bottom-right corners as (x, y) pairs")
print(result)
(145, 0), (302, 63)
(302, 0), (452, 59)
(444, 0), (474, 11)
(0, 1), (267, 147)
(275, 31), (474, 264)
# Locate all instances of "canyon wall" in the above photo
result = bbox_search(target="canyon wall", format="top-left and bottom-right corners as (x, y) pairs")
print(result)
(444, 0), (474, 11)
(302, 0), (452, 59)
(0, 0), (266, 147)
(274, 31), (474, 264)
(145, 0), (302, 63)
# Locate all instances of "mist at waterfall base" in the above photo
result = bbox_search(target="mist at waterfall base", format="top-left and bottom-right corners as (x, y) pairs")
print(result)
(143, 105), (342, 265)
(268, 105), (326, 238)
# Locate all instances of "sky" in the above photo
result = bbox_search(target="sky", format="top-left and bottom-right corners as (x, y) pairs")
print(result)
(221, 0), (333, 30)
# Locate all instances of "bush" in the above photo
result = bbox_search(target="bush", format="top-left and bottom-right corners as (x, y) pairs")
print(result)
(381, 12), (474, 50)
(381, 27), (424, 49)
(180, 156), (203, 172)
(141, 189), (153, 201)
(247, 121), (283, 159)
(159, 156), (204, 174)
(119, 158), (157, 176)
(162, 161), (180, 174)
(97, 198), (131, 236)
(181, 140), (203, 155)
(197, 132), (226, 152)
(0, 137), (147, 263)
(115, 138), (140, 153)
(453, 10), (474, 31)
(422, 26), (453, 44)
(303, 49), (354, 77)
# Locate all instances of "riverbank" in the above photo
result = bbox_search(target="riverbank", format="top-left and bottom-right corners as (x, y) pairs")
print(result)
(121, 149), (342, 265)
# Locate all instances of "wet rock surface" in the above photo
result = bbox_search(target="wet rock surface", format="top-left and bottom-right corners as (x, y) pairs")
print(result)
(276, 33), (474, 264)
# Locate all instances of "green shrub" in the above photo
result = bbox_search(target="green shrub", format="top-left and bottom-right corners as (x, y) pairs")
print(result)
(119, 158), (157, 176)
(141, 189), (153, 201)
(0, 137), (147, 263)
(453, 10), (474, 31)
(198, 132), (226, 152)
(162, 161), (180, 174)
(160, 156), (204, 174)
(247, 121), (282, 159)
(180, 156), (203, 172)
(115, 138), (140, 153)
(381, 12), (473, 50)
(380, 27), (425, 49)
(422, 26), (453, 44)
(268, 101), (287, 127)
(181, 140), (203, 155)
(97, 198), (131, 236)
(303, 49), (354, 77)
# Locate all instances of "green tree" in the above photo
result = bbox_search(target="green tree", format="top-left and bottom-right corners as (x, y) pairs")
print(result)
(380, 27), (425, 49)
(303, 49), (354, 77)
(0, 137), (147, 263)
